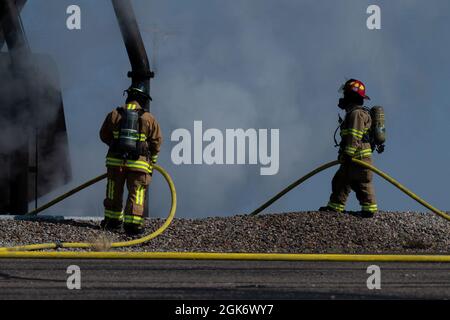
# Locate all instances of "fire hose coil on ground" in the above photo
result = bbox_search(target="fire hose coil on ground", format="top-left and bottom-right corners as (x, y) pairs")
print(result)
(0, 160), (449, 262)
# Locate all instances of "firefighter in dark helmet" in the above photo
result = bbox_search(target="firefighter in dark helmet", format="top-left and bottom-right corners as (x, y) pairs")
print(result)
(320, 79), (380, 218)
(100, 85), (162, 235)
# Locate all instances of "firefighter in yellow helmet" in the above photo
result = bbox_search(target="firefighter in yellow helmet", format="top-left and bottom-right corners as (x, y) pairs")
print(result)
(99, 85), (162, 235)
(319, 79), (378, 218)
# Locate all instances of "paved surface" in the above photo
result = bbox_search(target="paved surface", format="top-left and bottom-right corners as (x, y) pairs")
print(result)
(0, 259), (449, 299)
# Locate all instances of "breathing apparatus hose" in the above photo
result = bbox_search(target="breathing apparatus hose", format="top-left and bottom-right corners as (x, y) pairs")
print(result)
(0, 164), (177, 252)
(250, 158), (450, 222)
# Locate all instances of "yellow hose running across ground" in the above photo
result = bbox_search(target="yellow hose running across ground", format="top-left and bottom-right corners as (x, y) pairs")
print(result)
(1, 251), (450, 262)
(352, 159), (450, 221)
(250, 158), (450, 221)
(0, 164), (177, 252)
(0, 159), (449, 263)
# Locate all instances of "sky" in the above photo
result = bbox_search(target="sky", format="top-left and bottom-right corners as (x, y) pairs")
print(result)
(15, 0), (450, 218)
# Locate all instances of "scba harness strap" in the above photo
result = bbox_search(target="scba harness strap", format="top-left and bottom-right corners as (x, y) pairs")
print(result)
(335, 106), (385, 153)
(334, 107), (371, 147)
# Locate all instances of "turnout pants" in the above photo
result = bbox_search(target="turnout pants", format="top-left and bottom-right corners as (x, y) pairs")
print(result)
(103, 167), (152, 226)
(327, 157), (377, 213)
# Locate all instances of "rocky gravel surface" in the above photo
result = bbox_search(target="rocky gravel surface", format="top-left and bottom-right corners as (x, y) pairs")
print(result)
(1, 211), (450, 254)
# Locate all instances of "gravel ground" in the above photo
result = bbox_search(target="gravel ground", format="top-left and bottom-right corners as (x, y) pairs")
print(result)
(0, 211), (450, 254)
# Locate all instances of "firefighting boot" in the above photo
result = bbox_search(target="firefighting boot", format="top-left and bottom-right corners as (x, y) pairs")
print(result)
(100, 218), (123, 231)
(318, 206), (345, 213)
(123, 223), (145, 236)
(318, 206), (336, 212)
(360, 211), (376, 218)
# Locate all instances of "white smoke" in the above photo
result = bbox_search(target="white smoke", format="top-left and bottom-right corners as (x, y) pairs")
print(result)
(15, 0), (450, 217)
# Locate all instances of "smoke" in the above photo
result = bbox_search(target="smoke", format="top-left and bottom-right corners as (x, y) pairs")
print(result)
(0, 44), (71, 216)
(13, 0), (450, 217)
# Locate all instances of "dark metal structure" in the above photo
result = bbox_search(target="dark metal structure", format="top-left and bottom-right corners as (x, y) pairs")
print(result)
(0, 0), (31, 214)
(0, 0), (71, 214)
(112, 0), (154, 111)
(0, 0), (26, 50)
(112, 0), (154, 217)
(0, 0), (154, 216)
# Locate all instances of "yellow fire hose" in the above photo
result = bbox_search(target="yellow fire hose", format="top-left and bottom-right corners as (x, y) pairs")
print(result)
(249, 160), (341, 216)
(353, 159), (450, 221)
(27, 174), (109, 217)
(1, 251), (450, 262)
(0, 159), (449, 262)
(0, 164), (177, 252)
(251, 159), (450, 221)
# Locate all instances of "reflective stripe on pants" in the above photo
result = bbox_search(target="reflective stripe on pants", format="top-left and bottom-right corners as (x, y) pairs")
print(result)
(105, 209), (124, 221)
(104, 167), (151, 222)
(327, 202), (345, 212)
(124, 215), (144, 226)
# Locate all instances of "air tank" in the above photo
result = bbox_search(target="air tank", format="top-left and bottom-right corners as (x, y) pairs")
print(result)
(370, 106), (386, 145)
(119, 109), (139, 153)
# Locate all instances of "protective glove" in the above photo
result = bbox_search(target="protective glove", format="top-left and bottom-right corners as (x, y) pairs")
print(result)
(149, 153), (158, 177)
(376, 144), (385, 154)
(150, 154), (158, 165)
